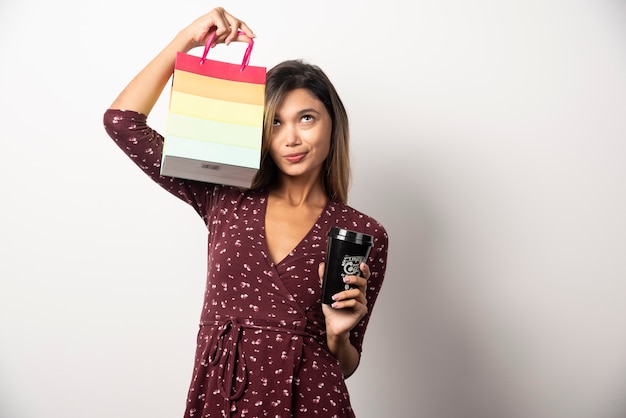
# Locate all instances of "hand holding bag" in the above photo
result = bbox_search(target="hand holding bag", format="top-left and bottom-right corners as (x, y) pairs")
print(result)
(161, 32), (266, 188)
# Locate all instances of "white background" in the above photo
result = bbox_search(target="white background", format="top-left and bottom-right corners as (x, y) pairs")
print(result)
(1, 1), (626, 417)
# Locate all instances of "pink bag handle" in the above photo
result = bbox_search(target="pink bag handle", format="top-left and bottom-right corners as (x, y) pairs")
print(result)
(200, 30), (254, 71)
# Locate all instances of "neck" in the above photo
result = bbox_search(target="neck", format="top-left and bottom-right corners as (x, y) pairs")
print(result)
(270, 176), (327, 207)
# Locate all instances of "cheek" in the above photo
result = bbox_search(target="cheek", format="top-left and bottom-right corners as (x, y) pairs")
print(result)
(267, 137), (280, 160)
(319, 141), (331, 161)
(319, 131), (332, 158)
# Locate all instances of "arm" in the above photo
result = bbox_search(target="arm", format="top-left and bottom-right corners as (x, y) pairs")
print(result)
(103, 8), (256, 217)
(319, 223), (389, 377)
(109, 7), (255, 115)
(326, 327), (362, 378)
(319, 262), (372, 377)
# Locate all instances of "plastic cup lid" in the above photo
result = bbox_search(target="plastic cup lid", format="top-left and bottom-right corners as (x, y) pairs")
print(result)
(327, 227), (373, 246)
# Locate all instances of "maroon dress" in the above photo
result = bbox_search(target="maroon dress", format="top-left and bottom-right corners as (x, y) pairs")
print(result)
(103, 109), (388, 417)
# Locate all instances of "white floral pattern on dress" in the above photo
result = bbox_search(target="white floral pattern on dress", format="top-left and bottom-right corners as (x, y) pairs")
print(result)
(104, 109), (388, 417)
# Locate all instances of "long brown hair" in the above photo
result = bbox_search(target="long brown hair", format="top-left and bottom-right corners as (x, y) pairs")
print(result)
(251, 60), (350, 204)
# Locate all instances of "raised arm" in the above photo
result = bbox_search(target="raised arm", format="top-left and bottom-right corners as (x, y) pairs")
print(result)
(109, 6), (255, 115)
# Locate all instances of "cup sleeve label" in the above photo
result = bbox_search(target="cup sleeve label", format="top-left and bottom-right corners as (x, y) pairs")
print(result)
(341, 255), (366, 276)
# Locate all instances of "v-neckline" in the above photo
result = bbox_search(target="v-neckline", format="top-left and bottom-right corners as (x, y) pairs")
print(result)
(261, 191), (331, 267)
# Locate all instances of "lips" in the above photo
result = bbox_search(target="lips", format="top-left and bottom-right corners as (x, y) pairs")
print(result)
(284, 152), (306, 163)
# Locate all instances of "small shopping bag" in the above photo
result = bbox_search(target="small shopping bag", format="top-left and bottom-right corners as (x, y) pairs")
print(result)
(161, 32), (266, 188)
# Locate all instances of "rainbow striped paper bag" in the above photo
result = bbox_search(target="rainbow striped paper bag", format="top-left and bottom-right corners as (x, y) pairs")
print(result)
(161, 34), (266, 188)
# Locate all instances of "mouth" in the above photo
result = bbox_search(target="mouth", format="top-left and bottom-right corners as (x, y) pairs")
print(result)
(284, 152), (307, 163)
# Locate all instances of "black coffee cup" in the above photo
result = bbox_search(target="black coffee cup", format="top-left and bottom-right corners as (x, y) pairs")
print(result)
(321, 227), (374, 305)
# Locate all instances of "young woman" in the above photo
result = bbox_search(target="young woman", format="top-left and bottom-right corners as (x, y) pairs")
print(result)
(103, 6), (388, 417)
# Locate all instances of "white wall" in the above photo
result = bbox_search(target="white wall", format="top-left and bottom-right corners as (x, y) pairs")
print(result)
(1, 1), (625, 417)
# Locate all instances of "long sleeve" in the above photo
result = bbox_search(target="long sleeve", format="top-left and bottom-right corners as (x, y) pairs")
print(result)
(350, 220), (389, 356)
(103, 108), (214, 224)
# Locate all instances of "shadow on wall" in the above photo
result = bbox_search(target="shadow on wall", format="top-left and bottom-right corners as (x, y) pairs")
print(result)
(359, 150), (530, 418)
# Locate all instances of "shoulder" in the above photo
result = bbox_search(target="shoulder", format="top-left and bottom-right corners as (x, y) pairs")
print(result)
(327, 201), (388, 245)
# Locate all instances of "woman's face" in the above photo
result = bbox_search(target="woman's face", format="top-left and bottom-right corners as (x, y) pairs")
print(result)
(269, 88), (332, 182)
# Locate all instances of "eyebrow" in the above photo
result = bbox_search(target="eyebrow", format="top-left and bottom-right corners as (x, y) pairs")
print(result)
(274, 107), (323, 120)
(297, 108), (322, 115)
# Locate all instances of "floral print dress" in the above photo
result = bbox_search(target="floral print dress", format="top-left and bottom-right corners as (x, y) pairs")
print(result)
(103, 109), (388, 417)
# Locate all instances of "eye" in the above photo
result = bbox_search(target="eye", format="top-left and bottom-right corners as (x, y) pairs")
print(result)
(301, 114), (314, 122)
(272, 119), (281, 127)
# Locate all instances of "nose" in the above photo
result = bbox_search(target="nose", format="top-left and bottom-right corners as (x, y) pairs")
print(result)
(284, 125), (301, 147)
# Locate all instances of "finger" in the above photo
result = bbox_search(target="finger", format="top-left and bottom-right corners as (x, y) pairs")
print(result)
(225, 23), (254, 45)
(224, 23), (240, 45)
(360, 262), (371, 280)
(238, 21), (256, 38)
(318, 262), (325, 285)
(332, 287), (365, 304)
(331, 297), (368, 314)
(234, 31), (254, 44)
(210, 8), (231, 39)
(343, 274), (367, 292)
(202, 9), (254, 47)
(222, 12), (248, 45)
